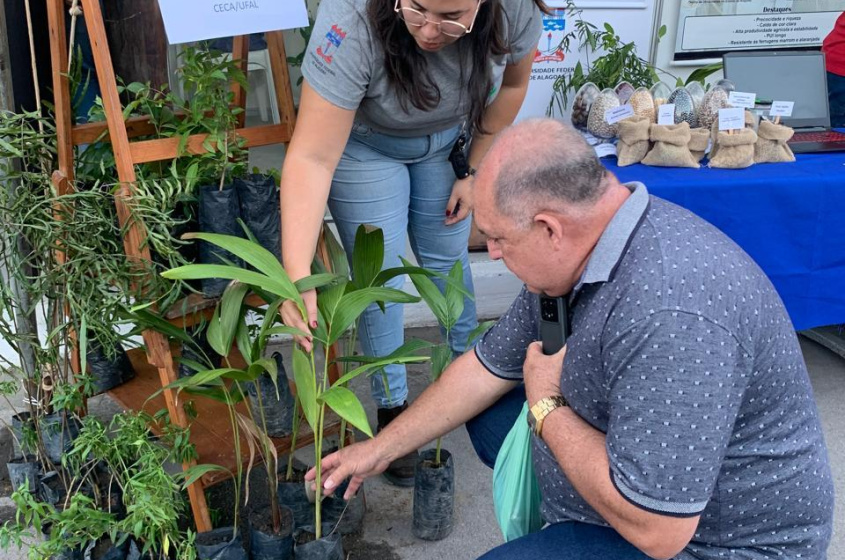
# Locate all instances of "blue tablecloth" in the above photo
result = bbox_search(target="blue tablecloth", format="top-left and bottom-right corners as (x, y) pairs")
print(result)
(606, 151), (845, 331)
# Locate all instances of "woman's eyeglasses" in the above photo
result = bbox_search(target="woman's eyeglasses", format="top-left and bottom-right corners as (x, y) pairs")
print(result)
(394, 0), (482, 38)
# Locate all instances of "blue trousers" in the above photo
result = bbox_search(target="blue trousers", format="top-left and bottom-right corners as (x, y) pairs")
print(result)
(829, 71), (845, 129)
(479, 521), (653, 559)
(328, 122), (478, 408)
(467, 386), (650, 559)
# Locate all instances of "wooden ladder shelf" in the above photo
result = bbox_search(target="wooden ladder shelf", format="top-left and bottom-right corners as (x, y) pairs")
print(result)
(46, 0), (340, 532)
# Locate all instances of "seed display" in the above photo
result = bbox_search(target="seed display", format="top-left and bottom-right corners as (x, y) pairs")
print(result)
(629, 87), (655, 122)
(614, 81), (635, 105)
(587, 88), (621, 139)
(668, 87), (698, 128)
(650, 82), (672, 109)
(686, 81), (706, 112)
(571, 82), (600, 130)
(698, 86), (730, 131)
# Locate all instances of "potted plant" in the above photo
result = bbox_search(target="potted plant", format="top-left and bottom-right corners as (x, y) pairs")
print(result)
(401, 258), (492, 541)
(0, 410), (199, 560)
(160, 226), (444, 553)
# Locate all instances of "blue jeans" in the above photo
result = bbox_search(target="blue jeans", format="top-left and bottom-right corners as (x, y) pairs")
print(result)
(829, 71), (845, 129)
(328, 123), (478, 408)
(468, 388), (651, 559)
(479, 521), (652, 559)
(466, 384), (527, 469)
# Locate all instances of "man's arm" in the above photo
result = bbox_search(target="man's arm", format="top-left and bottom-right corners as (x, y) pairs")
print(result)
(524, 342), (699, 560)
(310, 348), (518, 498)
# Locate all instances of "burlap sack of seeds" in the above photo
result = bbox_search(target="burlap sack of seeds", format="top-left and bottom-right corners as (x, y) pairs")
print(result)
(754, 119), (795, 164)
(709, 120), (721, 160)
(709, 128), (758, 169)
(709, 111), (755, 160)
(745, 110), (757, 129)
(616, 116), (652, 166)
(688, 128), (710, 162)
(641, 122), (700, 168)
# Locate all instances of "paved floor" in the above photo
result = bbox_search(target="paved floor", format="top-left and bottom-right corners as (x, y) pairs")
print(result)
(1, 330), (842, 559)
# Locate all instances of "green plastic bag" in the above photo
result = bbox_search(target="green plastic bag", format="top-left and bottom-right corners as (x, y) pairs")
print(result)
(492, 402), (543, 542)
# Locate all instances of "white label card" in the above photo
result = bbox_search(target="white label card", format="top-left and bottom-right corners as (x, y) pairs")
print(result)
(769, 101), (795, 118)
(657, 104), (675, 126)
(605, 105), (635, 125)
(718, 107), (746, 131)
(728, 91), (756, 109)
(593, 143), (618, 158)
(157, 0), (308, 45)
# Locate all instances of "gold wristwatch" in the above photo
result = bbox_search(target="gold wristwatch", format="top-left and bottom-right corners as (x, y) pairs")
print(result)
(527, 395), (568, 439)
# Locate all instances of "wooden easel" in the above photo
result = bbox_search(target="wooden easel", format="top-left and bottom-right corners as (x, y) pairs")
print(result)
(46, 0), (344, 532)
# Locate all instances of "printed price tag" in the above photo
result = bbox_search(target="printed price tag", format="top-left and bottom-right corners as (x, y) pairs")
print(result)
(593, 142), (618, 158)
(728, 91), (756, 109)
(769, 101), (795, 118)
(657, 104), (675, 125)
(718, 107), (745, 131)
(604, 105), (635, 125)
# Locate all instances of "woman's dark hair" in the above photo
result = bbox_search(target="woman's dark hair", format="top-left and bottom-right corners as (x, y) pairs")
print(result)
(367, 0), (550, 135)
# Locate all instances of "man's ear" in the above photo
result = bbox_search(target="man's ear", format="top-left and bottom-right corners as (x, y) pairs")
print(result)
(533, 213), (565, 247)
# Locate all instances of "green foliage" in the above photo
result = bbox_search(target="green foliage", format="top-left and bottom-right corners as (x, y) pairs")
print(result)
(162, 225), (435, 538)
(0, 412), (196, 559)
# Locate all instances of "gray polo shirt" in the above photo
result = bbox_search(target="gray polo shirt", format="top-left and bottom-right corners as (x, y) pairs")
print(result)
(476, 183), (834, 559)
(302, 0), (542, 136)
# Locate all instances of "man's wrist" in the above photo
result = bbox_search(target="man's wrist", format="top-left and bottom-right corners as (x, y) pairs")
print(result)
(527, 394), (569, 439)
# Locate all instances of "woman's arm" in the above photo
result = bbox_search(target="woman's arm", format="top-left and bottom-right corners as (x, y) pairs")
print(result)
(445, 52), (535, 225)
(279, 82), (356, 340)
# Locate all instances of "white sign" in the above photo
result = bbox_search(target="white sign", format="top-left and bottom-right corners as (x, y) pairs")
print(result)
(673, 2), (841, 58)
(719, 107), (746, 131)
(594, 142), (618, 158)
(515, 3), (656, 122)
(157, 0), (309, 45)
(657, 104), (675, 125)
(729, 91), (757, 109)
(605, 105), (635, 125)
(769, 101), (795, 118)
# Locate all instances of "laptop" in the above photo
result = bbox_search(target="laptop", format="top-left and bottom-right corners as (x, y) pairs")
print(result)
(723, 51), (845, 154)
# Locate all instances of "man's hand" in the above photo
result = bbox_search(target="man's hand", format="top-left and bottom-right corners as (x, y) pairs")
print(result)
(445, 177), (474, 225)
(305, 439), (392, 500)
(524, 341), (567, 407)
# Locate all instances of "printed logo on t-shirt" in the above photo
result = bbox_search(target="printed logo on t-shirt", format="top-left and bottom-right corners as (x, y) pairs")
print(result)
(316, 24), (346, 64)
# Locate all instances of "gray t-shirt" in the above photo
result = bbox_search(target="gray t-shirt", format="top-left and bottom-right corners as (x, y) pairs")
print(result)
(302, 0), (542, 136)
(476, 184), (834, 559)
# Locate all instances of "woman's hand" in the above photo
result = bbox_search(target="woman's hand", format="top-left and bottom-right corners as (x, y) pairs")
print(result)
(445, 176), (474, 226)
(280, 289), (318, 352)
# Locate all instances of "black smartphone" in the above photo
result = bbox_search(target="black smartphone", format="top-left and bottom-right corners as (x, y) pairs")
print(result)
(539, 295), (569, 356)
(448, 133), (472, 179)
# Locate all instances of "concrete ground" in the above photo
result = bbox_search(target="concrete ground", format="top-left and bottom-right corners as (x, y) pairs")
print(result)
(5, 327), (842, 559)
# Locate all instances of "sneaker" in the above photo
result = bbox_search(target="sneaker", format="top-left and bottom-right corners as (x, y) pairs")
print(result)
(377, 402), (418, 487)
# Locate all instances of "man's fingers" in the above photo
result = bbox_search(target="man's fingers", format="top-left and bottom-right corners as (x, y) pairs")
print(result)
(343, 476), (365, 500)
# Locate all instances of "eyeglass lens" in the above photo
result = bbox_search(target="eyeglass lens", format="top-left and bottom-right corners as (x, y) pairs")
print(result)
(397, 8), (467, 37)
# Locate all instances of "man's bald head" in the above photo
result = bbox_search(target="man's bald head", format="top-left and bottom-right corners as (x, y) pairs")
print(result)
(478, 119), (608, 227)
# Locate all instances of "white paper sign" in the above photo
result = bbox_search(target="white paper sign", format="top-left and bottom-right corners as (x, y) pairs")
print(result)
(657, 104), (675, 126)
(594, 143), (618, 158)
(728, 91), (756, 109)
(769, 101), (795, 118)
(157, 0), (309, 45)
(719, 107), (746, 131)
(604, 105), (635, 125)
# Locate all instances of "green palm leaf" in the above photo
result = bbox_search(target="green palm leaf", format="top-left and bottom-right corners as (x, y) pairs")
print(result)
(319, 386), (373, 438)
(329, 287), (420, 345)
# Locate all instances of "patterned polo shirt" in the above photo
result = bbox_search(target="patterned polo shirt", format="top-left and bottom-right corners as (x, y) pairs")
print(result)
(476, 183), (834, 559)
